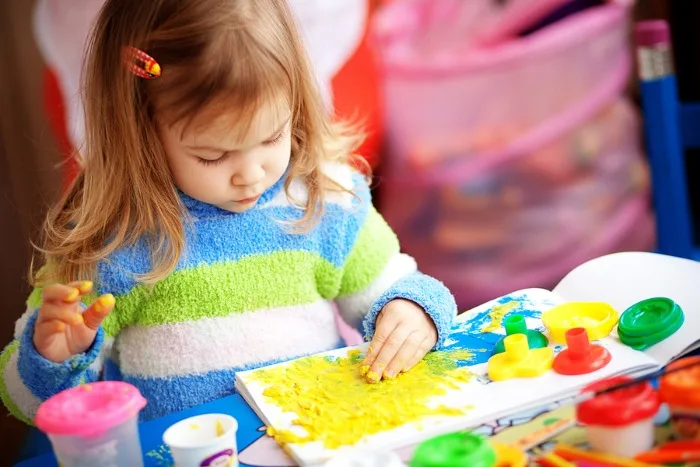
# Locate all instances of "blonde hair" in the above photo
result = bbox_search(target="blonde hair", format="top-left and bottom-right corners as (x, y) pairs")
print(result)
(34, 0), (367, 286)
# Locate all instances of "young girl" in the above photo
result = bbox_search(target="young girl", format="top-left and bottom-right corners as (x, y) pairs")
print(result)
(1, 0), (456, 426)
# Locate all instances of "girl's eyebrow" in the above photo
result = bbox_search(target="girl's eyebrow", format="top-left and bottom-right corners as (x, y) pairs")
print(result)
(185, 116), (291, 152)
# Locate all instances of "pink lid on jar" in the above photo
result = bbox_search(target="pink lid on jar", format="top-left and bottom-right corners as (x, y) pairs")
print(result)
(35, 381), (146, 438)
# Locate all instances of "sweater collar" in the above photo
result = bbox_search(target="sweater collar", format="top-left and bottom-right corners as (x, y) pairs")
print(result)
(179, 174), (285, 218)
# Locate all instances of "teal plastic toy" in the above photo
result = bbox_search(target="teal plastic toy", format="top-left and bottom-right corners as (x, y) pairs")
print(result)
(493, 314), (548, 355)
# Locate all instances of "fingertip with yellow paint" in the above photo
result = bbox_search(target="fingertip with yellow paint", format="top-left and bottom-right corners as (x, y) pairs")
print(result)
(64, 288), (80, 303)
(96, 294), (116, 312)
(365, 371), (380, 384)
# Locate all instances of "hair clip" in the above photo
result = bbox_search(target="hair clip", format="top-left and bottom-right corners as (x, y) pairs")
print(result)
(123, 46), (161, 79)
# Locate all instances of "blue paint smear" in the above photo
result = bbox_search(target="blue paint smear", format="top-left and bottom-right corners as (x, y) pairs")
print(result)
(442, 291), (558, 367)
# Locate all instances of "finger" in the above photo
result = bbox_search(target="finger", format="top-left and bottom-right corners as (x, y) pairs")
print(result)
(364, 311), (398, 368)
(384, 331), (425, 378)
(82, 294), (115, 331)
(403, 336), (434, 373)
(33, 319), (68, 343)
(37, 302), (84, 327)
(42, 282), (92, 305)
(367, 324), (411, 383)
(67, 281), (94, 296)
(363, 311), (385, 367)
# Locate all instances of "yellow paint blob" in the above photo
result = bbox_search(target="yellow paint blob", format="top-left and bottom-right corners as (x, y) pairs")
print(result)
(249, 348), (475, 450)
(481, 301), (519, 333)
(215, 419), (225, 437)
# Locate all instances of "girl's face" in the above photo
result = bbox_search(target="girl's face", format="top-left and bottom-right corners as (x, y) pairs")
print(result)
(159, 95), (292, 213)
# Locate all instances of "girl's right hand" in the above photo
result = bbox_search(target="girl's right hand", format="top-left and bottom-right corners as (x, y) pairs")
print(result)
(33, 282), (115, 363)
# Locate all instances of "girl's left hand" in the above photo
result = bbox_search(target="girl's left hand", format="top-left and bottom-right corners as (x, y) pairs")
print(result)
(363, 299), (438, 383)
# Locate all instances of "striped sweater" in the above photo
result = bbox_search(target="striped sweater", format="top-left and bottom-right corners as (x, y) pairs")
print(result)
(0, 164), (456, 423)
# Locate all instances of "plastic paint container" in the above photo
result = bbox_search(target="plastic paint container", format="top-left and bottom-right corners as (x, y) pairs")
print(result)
(410, 432), (496, 467)
(576, 376), (660, 456)
(659, 356), (700, 440)
(617, 297), (684, 350)
(35, 381), (147, 467)
(163, 413), (239, 467)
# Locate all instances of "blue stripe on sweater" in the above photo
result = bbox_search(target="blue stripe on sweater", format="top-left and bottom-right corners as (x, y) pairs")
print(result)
(18, 311), (103, 401)
(99, 174), (371, 296)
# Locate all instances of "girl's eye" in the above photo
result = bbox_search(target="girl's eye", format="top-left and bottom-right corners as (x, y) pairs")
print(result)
(263, 131), (284, 146)
(197, 153), (228, 166)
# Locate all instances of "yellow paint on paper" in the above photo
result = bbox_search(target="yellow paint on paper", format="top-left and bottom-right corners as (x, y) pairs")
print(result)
(215, 419), (225, 436)
(249, 348), (475, 449)
(481, 301), (519, 333)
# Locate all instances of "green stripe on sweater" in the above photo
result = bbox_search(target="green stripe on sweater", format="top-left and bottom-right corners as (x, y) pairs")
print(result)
(339, 206), (400, 296)
(0, 341), (35, 425)
(103, 250), (342, 333)
(27, 289), (41, 309)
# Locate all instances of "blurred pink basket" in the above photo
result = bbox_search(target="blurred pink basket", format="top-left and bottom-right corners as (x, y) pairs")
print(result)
(372, 0), (654, 309)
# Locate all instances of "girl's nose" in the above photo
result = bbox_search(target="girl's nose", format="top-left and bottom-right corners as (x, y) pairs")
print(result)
(231, 162), (265, 187)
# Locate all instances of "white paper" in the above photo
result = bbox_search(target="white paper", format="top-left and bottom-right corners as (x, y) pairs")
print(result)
(236, 284), (665, 466)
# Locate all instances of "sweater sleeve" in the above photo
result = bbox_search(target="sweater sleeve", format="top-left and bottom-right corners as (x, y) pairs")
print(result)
(334, 173), (457, 349)
(0, 289), (106, 425)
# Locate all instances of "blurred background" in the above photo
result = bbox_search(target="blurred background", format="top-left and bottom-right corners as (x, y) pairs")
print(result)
(0, 0), (694, 462)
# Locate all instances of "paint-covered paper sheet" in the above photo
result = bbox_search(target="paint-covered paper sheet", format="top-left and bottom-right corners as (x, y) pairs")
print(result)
(236, 288), (659, 466)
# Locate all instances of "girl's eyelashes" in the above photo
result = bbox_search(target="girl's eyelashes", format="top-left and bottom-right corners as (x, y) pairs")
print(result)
(263, 130), (284, 146)
(197, 153), (228, 166)
(195, 128), (285, 165)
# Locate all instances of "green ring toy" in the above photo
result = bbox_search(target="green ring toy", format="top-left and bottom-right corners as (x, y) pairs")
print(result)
(410, 432), (496, 467)
(617, 297), (684, 350)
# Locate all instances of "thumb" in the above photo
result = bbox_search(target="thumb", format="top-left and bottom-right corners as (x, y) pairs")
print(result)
(82, 294), (115, 331)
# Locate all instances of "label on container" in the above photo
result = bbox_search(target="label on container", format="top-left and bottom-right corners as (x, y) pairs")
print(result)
(200, 448), (237, 467)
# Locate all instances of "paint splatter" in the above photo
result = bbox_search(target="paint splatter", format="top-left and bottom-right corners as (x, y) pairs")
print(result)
(145, 444), (172, 466)
(481, 301), (519, 333)
(248, 348), (475, 450)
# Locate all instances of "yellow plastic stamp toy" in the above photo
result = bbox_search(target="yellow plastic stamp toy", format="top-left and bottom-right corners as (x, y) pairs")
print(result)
(491, 442), (528, 467)
(541, 302), (618, 344)
(487, 334), (554, 382)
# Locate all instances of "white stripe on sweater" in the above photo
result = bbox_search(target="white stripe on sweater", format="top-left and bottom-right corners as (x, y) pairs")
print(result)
(14, 305), (35, 340)
(4, 348), (42, 420)
(116, 300), (341, 378)
(262, 162), (356, 210)
(335, 253), (417, 329)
